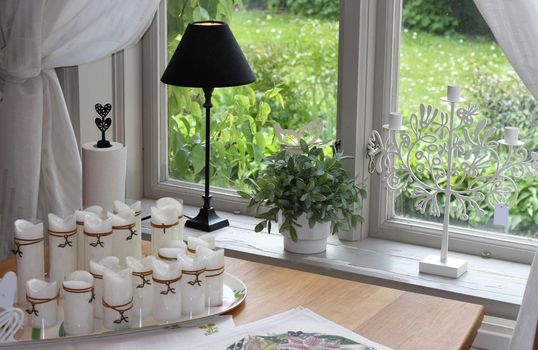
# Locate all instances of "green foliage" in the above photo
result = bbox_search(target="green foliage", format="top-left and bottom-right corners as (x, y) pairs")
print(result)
(285, 0), (338, 20)
(239, 140), (367, 241)
(403, 0), (458, 35)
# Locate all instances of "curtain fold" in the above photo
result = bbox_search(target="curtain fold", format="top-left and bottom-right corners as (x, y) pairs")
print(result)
(0, 0), (159, 259)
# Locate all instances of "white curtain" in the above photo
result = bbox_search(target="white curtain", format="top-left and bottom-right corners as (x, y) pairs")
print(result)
(0, 0), (159, 259)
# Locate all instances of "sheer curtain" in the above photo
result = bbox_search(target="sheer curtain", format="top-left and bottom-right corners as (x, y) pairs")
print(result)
(474, 1), (538, 348)
(0, 0), (159, 259)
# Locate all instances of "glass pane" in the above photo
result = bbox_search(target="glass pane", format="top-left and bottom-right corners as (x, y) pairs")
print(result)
(166, 1), (339, 191)
(396, 1), (538, 238)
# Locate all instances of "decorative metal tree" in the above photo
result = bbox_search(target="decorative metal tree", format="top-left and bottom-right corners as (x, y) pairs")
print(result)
(367, 85), (538, 278)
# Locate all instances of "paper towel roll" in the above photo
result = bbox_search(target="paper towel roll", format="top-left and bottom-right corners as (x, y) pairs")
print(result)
(82, 142), (127, 213)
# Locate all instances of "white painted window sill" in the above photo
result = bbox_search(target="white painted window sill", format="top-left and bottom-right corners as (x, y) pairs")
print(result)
(140, 199), (530, 320)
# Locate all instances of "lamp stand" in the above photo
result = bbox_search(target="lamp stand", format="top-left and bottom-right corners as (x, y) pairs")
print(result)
(185, 87), (230, 232)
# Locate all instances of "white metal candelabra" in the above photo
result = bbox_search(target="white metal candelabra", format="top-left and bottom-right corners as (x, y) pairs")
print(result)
(367, 85), (538, 278)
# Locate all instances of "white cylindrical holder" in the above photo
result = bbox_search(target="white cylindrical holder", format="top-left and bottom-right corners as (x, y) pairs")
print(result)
(103, 268), (133, 331)
(181, 254), (206, 316)
(14, 220), (44, 307)
(109, 211), (138, 262)
(162, 239), (187, 250)
(126, 256), (155, 323)
(158, 247), (185, 262)
(48, 214), (77, 291)
(90, 256), (121, 319)
(25, 279), (58, 329)
(388, 112), (402, 130)
(152, 259), (182, 323)
(504, 127), (519, 145)
(447, 84), (461, 102)
(82, 141), (127, 213)
(75, 206), (103, 270)
(63, 271), (94, 336)
(197, 247), (225, 307)
(84, 216), (113, 270)
(150, 206), (180, 257)
(198, 234), (216, 250)
(187, 236), (211, 256)
(114, 200), (142, 259)
(156, 197), (185, 241)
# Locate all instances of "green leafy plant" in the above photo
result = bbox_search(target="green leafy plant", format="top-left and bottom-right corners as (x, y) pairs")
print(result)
(402, 0), (458, 35)
(238, 140), (367, 241)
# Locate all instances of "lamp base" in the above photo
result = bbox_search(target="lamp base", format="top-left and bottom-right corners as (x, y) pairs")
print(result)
(419, 255), (468, 278)
(185, 207), (229, 232)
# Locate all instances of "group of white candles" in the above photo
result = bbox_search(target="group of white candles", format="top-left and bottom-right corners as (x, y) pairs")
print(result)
(13, 197), (226, 336)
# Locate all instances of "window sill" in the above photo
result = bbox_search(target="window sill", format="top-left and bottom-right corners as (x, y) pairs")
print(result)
(140, 199), (529, 320)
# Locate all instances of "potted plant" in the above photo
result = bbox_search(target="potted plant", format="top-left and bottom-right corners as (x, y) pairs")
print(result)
(238, 140), (367, 254)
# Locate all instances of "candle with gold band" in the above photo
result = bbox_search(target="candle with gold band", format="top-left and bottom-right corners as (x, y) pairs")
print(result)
(84, 216), (113, 270)
(150, 206), (180, 257)
(109, 210), (138, 262)
(113, 200), (142, 258)
(103, 268), (133, 331)
(25, 279), (58, 328)
(161, 239), (187, 250)
(158, 247), (186, 262)
(180, 253), (206, 316)
(63, 271), (94, 336)
(126, 256), (154, 323)
(152, 259), (182, 322)
(13, 220), (44, 307)
(197, 247), (225, 307)
(48, 214), (77, 291)
(75, 206), (103, 270)
(156, 197), (184, 241)
(186, 236), (211, 255)
(90, 256), (121, 319)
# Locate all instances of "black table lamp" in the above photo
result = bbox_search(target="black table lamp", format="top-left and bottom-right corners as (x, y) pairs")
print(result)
(161, 21), (255, 231)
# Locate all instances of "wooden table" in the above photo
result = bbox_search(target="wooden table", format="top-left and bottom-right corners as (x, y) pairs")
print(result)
(0, 245), (484, 350)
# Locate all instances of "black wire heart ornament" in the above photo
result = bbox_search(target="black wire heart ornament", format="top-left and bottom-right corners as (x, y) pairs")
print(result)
(94, 103), (112, 148)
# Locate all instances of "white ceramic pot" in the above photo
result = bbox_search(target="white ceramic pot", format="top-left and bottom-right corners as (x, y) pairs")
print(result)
(280, 213), (331, 254)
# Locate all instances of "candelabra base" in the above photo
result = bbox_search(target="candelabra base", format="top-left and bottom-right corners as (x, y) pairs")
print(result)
(419, 255), (468, 278)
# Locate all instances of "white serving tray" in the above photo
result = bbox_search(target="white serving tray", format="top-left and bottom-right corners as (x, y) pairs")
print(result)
(5, 273), (246, 347)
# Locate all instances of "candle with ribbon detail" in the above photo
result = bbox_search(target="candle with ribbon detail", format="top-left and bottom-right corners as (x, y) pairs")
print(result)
(162, 239), (188, 250)
(114, 200), (142, 258)
(102, 268), (133, 331)
(48, 214), (77, 291)
(63, 271), (94, 336)
(13, 220), (44, 307)
(109, 210), (138, 262)
(126, 256), (155, 323)
(150, 206), (180, 257)
(197, 247), (225, 307)
(25, 279), (58, 329)
(84, 215), (113, 270)
(186, 236), (211, 256)
(180, 253), (207, 316)
(158, 247), (186, 262)
(152, 259), (182, 322)
(89, 256), (121, 319)
(156, 197), (184, 241)
(75, 206), (103, 270)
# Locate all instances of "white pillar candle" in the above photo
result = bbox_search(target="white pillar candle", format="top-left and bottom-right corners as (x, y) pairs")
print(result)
(48, 214), (77, 291)
(13, 220), (44, 307)
(198, 234), (216, 249)
(388, 112), (403, 130)
(187, 236), (211, 255)
(25, 279), (58, 328)
(150, 206), (180, 257)
(197, 247), (225, 307)
(162, 239), (187, 250)
(504, 126), (519, 145)
(114, 201), (142, 259)
(447, 84), (461, 101)
(63, 271), (94, 336)
(109, 210), (139, 262)
(103, 268), (133, 331)
(152, 259), (182, 323)
(84, 216), (113, 270)
(89, 256), (121, 319)
(180, 254), (206, 316)
(156, 197), (184, 241)
(158, 247), (186, 262)
(126, 256), (155, 323)
(76, 206), (103, 270)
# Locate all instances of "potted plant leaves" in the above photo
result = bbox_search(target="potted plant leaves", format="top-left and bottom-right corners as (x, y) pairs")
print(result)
(238, 140), (367, 254)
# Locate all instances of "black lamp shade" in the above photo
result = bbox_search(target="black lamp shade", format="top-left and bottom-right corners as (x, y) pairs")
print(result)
(161, 21), (255, 88)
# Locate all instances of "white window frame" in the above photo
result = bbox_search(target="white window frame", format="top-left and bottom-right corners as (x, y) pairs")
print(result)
(142, 0), (537, 264)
